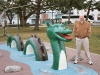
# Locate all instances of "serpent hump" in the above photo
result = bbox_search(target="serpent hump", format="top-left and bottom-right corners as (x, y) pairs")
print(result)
(10, 34), (24, 51)
(24, 34), (48, 61)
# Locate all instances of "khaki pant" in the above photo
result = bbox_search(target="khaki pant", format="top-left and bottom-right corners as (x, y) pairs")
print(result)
(75, 37), (91, 60)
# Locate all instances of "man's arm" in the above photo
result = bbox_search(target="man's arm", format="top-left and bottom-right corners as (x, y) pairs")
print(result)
(87, 22), (91, 38)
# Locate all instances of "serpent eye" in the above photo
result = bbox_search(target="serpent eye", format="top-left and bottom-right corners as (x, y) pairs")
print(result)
(56, 26), (58, 27)
(55, 26), (58, 28)
(61, 25), (64, 28)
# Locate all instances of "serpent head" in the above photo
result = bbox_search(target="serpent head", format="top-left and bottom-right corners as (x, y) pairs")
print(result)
(46, 23), (72, 42)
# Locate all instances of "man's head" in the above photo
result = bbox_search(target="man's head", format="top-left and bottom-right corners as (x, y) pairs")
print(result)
(79, 14), (85, 21)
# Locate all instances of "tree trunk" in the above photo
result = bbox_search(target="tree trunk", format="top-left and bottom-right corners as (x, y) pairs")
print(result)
(19, 10), (28, 27)
(34, 12), (40, 30)
(86, 0), (92, 21)
(68, 9), (71, 24)
(9, 20), (12, 24)
(34, 0), (41, 30)
(6, 12), (13, 24)
(22, 10), (27, 26)
(20, 16), (27, 26)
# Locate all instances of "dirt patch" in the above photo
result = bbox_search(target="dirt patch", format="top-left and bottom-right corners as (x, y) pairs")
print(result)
(0, 50), (33, 75)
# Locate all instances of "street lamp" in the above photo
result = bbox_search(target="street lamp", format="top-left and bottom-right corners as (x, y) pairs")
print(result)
(17, 14), (20, 30)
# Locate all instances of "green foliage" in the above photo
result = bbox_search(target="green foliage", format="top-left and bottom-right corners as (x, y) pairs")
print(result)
(0, 0), (5, 11)
(0, 0), (100, 29)
(94, 1), (100, 11)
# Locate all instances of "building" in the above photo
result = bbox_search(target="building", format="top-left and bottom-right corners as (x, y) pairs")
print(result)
(73, 9), (100, 22)
(1, 9), (100, 26)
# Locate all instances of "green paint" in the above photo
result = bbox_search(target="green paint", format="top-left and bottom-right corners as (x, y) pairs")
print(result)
(23, 37), (48, 61)
(24, 38), (40, 61)
(7, 34), (12, 46)
(46, 22), (72, 70)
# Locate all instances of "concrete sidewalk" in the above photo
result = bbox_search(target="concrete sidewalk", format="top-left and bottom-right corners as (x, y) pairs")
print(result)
(0, 42), (100, 75)
(44, 42), (100, 75)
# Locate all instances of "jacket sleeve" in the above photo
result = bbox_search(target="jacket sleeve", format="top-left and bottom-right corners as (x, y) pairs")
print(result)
(87, 22), (91, 38)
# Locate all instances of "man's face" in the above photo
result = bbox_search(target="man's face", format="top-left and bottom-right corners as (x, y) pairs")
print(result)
(79, 15), (84, 21)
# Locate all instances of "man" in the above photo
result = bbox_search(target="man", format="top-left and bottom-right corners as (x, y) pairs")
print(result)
(73, 14), (93, 65)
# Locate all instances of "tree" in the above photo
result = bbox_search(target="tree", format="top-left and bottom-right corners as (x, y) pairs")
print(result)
(84, 0), (93, 21)
(33, 0), (42, 30)
(2, 0), (36, 27)
(94, 1), (100, 11)
(0, 0), (15, 24)
(6, 10), (15, 24)
(13, 0), (33, 26)
(0, 0), (6, 11)
(29, 0), (60, 30)
(51, 0), (86, 23)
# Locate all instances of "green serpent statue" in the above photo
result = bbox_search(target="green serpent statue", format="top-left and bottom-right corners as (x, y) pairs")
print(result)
(46, 23), (72, 70)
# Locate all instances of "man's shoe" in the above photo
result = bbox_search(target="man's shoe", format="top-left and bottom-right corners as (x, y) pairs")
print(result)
(74, 59), (78, 64)
(88, 60), (93, 65)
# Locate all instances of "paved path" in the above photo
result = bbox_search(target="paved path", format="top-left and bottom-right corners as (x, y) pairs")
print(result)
(45, 42), (100, 75)
(0, 42), (33, 75)
(0, 42), (100, 75)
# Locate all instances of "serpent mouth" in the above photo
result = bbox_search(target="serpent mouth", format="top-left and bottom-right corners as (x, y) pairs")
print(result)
(59, 34), (72, 40)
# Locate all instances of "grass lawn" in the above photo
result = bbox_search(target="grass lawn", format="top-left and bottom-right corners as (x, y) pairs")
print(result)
(0, 25), (100, 55)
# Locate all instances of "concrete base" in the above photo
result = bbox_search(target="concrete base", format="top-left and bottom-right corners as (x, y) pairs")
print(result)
(38, 63), (98, 75)
(0, 44), (98, 75)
